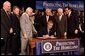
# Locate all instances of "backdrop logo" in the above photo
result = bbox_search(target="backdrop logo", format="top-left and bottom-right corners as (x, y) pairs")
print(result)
(43, 42), (52, 51)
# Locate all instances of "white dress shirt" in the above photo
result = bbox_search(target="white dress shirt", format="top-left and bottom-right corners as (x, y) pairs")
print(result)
(59, 15), (62, 21)
(46, 16), (49, 22)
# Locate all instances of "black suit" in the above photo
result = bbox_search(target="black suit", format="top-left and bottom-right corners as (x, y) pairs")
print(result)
(10, 13), (21, 54)
(54, 15), (67, 38)
(1, 9), (11, 40)
(10, 13), (20, 37)
(67, 12), (79, 38)
(1, 9), (12, 54)
(34, 14), (42, 32)
(38, 27), (55, 37)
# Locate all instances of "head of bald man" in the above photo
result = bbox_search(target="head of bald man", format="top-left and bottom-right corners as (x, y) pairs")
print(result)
(3, 1), (11, 12)
(57, 8), (63, 16)
(26, 7), (34, 16)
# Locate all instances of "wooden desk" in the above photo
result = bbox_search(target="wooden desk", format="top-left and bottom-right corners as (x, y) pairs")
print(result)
(29, 38), (57, 55)
(30, 38), (58, 48)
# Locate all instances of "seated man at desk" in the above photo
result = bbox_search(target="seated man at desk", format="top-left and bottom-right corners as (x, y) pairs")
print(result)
(38, 20), (55, 38)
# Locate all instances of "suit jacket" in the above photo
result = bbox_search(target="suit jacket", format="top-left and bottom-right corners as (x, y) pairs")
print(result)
(54, 15), (67, 37)
(20, 13), (37, 39)
(34, 14), (42, 32)
(10, 13), (21, 36)
(39, 15), (55, 31)
(1, 9), (11, 39)
(38, 27), (55, 37)
(67, 12), (79, 36)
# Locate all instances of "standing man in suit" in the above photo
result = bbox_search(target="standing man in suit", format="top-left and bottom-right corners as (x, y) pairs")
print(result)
(40, 8), (55, 32)
(10, 6), (21, 55)
(1, 1), (13, 55)
(54, 8), (67, 38)
(34, 10), (42, 33)
(20, 7), (37, 55)
(64, 6), (79, 38)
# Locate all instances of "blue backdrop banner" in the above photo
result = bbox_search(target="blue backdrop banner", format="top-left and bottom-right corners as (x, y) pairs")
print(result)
(36, 1), (84, 11)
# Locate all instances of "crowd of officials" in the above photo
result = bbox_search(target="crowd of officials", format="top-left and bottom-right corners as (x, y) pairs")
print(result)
(1, 1), (84, 55)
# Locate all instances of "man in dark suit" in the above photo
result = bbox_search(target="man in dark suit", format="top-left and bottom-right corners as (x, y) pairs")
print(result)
(64, 6), (79, 38)
(34, 10), (42, 32)
(54, 8), (67, 38)
(10, 6), (21, 55)
(38, 20), (55, 38)
(1, 1), (13, 55)
(39, 8), (56, 32)
(78, 11), (84, 47)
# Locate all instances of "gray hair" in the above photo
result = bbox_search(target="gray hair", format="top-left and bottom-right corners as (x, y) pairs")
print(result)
(45, 8), (51, 12)
(3, 1), (11, 7)
(57, 8), (63, 12)
(26, 7), (33, 13)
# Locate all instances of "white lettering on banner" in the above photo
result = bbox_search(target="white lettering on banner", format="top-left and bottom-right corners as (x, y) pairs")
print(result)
(53, 45), (78, 51)
(53, 46), (60, 50)
(61, 45), (78, 50)
(42, 39), (80, 54)
(40, 1), (84, 10)
(56, 41), (75, 46)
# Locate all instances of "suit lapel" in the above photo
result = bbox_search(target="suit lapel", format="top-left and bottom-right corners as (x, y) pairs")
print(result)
(3, 9), (11, 26)
(25, 14), (31, 24)
(45, 15), (47, 23)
